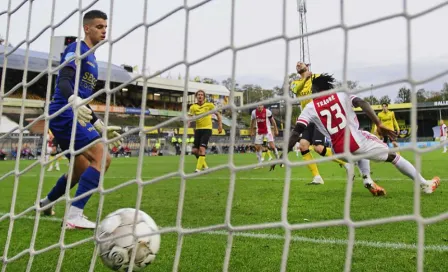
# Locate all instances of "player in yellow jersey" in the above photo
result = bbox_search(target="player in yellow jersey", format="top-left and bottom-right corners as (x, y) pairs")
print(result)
(290, 62), (350, 184)
(188, 90), (223, 172)
(373, 103), (400, 148)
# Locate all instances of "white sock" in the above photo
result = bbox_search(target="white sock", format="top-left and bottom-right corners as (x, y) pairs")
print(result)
(274, 148), (279, 159)
(392, 155), (428, 185)
(357, 159), (373, 185)
(55, 161), (60, 169)
(68, 205), (83, 219)
(256, 151), (262, 163)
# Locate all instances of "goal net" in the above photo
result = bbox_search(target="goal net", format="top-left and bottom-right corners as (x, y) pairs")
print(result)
(1, 0), (448, 271)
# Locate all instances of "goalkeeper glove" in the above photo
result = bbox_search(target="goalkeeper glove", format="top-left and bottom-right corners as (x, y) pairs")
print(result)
(93, 120), (122, 148)
(68, 95), (92, 127)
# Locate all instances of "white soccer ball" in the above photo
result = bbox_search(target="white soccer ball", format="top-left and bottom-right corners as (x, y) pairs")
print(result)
(98, 208), (161, 271)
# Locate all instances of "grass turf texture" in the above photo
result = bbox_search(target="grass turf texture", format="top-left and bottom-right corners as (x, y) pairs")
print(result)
(0, 150), (447, 271)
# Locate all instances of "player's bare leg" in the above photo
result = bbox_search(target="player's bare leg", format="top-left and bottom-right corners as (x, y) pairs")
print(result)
(254, 144), (263, 168)
(314, 144), (351, 170)
(299, 139), (324, 185)
(356, 159), (386, 196)
(268, 141), (279, 160)
(386, 152), (440, 194)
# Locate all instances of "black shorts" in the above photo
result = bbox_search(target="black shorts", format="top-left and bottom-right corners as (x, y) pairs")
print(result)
(194, 129), (212, 149)
(383, 135), (393, 144)
(300, 123), (326, 146)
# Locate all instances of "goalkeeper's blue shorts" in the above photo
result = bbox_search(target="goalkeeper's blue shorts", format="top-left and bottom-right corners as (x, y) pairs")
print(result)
(49, 103), (100, 158)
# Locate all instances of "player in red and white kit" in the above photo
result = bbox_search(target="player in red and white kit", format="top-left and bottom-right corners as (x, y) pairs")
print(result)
(46, 130), (60, 171)
(271, 74), (440, 195)
(250, 104), (279, 167)
(440, 120), (447, 153)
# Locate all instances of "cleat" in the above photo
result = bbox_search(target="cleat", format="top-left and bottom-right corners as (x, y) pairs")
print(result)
(39, 201), (55, 216)
(421, 177), (440, 194)
(365, 182), (386, 196)
(194, 169), (201, 173)
(268, 157), (273, 161)
(64, 215), (96, 230)
(202, 167), (209, 171)
(308, 175), (324, 185)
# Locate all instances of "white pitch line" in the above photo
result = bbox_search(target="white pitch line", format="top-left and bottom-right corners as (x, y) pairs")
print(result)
(1, 212), (447, 252)
(1, 174), (425, 182)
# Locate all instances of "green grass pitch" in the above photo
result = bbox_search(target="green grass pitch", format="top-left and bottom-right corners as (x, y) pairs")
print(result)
(0, 150), (447, 271)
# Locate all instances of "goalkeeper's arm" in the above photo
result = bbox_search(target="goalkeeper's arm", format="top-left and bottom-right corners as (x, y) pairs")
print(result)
(58, 67), (93, 126)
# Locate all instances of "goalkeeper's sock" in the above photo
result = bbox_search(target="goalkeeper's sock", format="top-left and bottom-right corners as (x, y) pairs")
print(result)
(202, 155), (208, 169)
(71, 166), (100, 211)
(44, 174), (69, 203)
(392, 154), (428, 185)
(267, 150), (273, 159)
(301, 150), (320, 177)
(262, 151), (266, 160)
(196, 156), (205, 171)
(319, 147), (347, 167)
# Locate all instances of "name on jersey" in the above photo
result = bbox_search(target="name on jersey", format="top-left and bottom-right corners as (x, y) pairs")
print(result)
(315, 95), (335, 108)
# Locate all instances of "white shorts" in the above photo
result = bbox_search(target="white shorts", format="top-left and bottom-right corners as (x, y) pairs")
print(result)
(352, 131), (389, 162)
(440, 136), (447, 142)
(255, 133), (274, 145)
(46, 145), (53, 155)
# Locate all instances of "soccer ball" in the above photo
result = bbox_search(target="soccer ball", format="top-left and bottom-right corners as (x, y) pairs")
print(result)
(97, 208), (161, 271)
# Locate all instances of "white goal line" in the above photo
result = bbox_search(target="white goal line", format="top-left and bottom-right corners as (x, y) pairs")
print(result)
(3, 174), (441, 182)
(0, 212), (447, 253)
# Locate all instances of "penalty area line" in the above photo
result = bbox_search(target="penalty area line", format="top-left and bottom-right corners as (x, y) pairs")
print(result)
(1, 212), (447, 252)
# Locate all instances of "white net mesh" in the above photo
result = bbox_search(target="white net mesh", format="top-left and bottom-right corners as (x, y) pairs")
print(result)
(1, 0), (448, 271)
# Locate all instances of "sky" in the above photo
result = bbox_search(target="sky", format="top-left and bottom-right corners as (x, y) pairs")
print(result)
(1, 0), (448, 100)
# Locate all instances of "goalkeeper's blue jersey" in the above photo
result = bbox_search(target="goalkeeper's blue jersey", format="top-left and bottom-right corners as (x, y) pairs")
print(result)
(51, 41), (98, 105)
(48, 41), (100, 155)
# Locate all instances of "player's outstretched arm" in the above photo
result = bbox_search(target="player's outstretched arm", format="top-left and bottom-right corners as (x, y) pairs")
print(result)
(58, 67), (93, 126)
(269, 116), (279, 136)
(216, 111), (223, 134)
(269, 123), (306, 171)
(392, 112), (400, 133)
(249, 113), (256, 136)
(352, 97), (396, 139)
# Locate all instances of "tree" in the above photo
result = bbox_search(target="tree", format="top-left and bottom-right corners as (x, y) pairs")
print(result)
(202, 77), (219, 84)
(221, 77), (239, 91)
(395, 87), (411, 103)
(378, 95), (391, 105)
(241, 84), (274, 104)
(334, 80), (360, 90)
(364, 95), (379, 105)
(416, 88), (427, 102)
(426, 91), (443, 102)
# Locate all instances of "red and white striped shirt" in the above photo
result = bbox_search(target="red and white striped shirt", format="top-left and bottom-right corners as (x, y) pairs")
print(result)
(296, 93), (362, 154)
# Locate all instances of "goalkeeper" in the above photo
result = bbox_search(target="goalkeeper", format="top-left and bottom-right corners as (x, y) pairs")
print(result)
(290, 62), (350, 185)
(39, 10), (121, 229)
